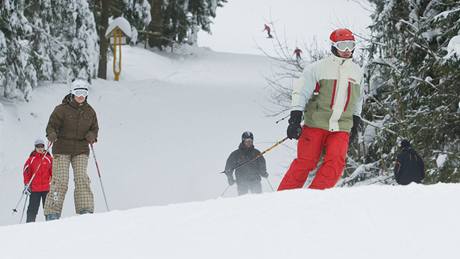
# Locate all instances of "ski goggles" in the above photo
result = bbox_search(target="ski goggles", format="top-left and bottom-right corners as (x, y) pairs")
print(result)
(332, 40), (356, 52)
(35, 144), (45, 149)
(72, 88), (89, 97)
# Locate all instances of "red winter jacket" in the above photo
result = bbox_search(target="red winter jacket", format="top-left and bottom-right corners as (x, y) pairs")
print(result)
(23, 151), (53, 192)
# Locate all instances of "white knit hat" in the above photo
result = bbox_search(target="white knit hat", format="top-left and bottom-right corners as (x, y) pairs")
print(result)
(34, 139), (45, 146)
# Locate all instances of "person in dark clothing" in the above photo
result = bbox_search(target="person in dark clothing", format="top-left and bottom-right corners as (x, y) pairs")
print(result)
(394, 139), (425, 185)
(224, 131), (268, 195)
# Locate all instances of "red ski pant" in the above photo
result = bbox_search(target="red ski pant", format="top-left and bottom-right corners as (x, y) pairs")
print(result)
(278, 126), (349, 190)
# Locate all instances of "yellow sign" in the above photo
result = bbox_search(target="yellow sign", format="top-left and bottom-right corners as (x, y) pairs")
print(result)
(112, 28), (123, 81)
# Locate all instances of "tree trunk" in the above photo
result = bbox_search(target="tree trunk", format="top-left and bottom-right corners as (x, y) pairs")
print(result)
(148, 0), (163, 49)
(95, 0), (110, 79)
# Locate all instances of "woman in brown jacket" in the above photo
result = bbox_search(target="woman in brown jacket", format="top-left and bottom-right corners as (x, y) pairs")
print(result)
(44, 79), (99, 221)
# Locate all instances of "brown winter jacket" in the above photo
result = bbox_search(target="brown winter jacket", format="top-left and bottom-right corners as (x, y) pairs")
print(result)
(46, 94), (99, 155)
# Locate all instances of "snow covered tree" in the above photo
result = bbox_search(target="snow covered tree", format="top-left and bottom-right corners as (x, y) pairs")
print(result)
(0, 0), (99, 99)
(346, 0), (460, 185)
(186, 0), (226, 45)
(50, 0), (99, 80)
(146, 0), (226, 49)
(0, 0), (37, 101)
(121, 0), (152, 43)
(25, 0), (54, 82)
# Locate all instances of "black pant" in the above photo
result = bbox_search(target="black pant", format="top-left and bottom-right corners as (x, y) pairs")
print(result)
(237, 180), (262, 196)
(27, 191), (48, 223)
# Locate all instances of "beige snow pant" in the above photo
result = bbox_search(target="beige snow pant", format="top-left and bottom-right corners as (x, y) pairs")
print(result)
(44, 154), (94, 216)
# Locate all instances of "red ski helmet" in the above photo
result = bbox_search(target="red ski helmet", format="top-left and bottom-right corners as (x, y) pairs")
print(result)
(329, 28), (355, 42)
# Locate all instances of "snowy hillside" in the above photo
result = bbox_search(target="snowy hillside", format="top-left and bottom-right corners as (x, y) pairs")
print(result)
(0, 46), (294, 226)
(1, 184), (459, 259)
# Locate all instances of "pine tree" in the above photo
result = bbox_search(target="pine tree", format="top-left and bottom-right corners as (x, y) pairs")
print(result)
(346, 0), (460, 185)
(0, 0), (37, 101)
(122, 0), (152, 43)
(50, 0), (98, 80)
(26, 0), (54, 82)
(146, 0), (226, 49)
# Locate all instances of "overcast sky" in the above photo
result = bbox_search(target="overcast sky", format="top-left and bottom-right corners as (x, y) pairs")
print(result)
(198, 0), (373, 55)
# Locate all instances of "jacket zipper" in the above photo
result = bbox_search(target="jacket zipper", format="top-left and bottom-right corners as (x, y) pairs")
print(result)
(344, 82), (351, 112)
(330, 80), (337, 109)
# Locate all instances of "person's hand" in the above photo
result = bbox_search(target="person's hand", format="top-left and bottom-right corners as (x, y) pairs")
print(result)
(227, 176), (235, 186)
(87, 138), (97, 145)
(23, 186), (31, 195)
(260, 172), (269, 178)
(47, 133), (57, 144)
(287, 110), (303, 140)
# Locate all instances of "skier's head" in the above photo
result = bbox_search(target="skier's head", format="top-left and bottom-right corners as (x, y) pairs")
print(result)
(400, 139), (411, 149)
(241, 131), (254, 148)
(34, 139), (45, 153)
(71, 79), (89, 104)
(330, 28), (356, 59)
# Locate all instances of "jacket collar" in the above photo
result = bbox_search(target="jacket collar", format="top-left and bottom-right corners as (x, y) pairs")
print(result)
(63, 94), (87, 109)
(328, 54), (352, 66)
(238, 142), (254, 151)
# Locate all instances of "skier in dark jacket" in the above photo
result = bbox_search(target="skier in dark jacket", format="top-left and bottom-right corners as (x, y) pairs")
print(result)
(394, 139), (425, 185)
(44, 79), (99, 221)
(224, 131), (268, 195)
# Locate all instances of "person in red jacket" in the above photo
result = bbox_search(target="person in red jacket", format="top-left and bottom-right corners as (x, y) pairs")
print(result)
(23, 139), (53, 222)
(264, 24), (273, 38)
(293, 47), (303, 61)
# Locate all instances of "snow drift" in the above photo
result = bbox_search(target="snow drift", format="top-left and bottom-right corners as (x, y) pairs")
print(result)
(0, 184), (459, 259)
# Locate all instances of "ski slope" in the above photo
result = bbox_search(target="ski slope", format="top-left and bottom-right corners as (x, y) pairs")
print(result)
(0, 46), (293, 226)
(0, 184), (459, 259)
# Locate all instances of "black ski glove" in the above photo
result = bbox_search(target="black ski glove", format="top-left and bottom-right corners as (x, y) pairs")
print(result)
(260, 171), (269, 178)
(227, 176), (235, 186)
(349, 115), (362, 144)
(287, 110), (303, 140)
(47, 132), (57, 144)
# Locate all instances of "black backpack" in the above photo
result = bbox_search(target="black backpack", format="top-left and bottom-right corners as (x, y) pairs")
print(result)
(395, 148), (425, 185)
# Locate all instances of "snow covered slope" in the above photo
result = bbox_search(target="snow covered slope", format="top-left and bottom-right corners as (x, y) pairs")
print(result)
(1, 184), (459, 259)
(0, 46), (293, 226)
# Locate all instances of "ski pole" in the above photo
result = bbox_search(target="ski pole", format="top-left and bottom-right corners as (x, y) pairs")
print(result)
(90, 144), (110, 212)
(265, 178), (275, 192)
(12, 143), (52, 214)
(220, 185), (231, 197)
(275, 114), (290, 124)
(219, 137), (288, 174)
(19, 194), (29, 224)
(361, 118), (398, 135)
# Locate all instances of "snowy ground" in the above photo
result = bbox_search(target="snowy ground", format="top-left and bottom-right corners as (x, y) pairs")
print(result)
(0, 46), (294, 226)
(1, 184), (459, 259)
(0, 43), (458, 259)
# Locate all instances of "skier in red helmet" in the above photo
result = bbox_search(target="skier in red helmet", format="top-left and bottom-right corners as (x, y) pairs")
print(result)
(278, 28), (364, 191)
